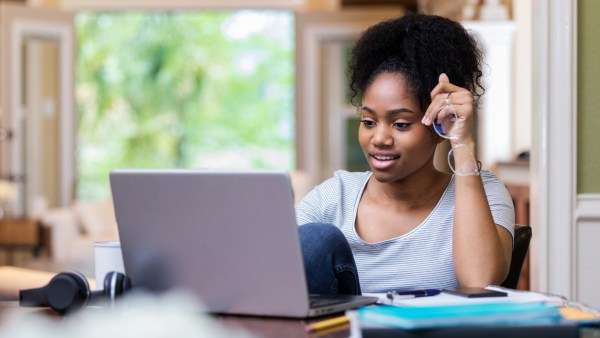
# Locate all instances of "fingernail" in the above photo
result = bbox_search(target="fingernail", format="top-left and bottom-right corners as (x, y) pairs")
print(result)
(422, 116), (431, 125)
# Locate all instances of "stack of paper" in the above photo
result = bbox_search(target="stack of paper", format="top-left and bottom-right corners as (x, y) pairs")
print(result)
(352, 302), (562, 330)
(348, 287), (600, 338)
(363, 285), (567, 307)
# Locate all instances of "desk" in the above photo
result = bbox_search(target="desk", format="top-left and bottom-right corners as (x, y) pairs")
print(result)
(2, 300), (599, 338)
(0, 301), (350, 338)
(218, 314), (348, 338)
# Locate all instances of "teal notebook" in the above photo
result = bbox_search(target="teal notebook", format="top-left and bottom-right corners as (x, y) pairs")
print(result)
(355, 302), (562, 330)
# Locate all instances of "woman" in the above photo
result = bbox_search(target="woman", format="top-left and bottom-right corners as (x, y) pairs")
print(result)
(296, 13), (515, 295)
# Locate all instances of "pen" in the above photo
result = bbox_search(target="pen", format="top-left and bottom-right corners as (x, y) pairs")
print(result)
(386, 288), (441, 302)
(393, 288), (441, 297)
(305, 315), (350, 333)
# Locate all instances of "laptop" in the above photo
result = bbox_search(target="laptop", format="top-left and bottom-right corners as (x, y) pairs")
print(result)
(109, 169), (377, 318)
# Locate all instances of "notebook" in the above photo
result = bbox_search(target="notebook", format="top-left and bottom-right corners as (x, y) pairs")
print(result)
(109, 169), (377, 318)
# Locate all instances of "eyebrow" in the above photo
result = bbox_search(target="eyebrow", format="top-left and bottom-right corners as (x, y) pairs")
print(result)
(360, 106), (417, 116)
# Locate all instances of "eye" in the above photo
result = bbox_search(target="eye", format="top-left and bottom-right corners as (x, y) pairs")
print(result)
(394, 122), (411, 129)
(361, 119), (376, 128)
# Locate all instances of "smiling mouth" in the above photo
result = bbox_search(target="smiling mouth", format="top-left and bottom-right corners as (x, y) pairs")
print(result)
(370, 154), (400, 161)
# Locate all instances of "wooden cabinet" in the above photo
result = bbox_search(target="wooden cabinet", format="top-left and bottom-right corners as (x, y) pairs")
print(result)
(0, 218), (39, 246)
(0, 218), (43, 264)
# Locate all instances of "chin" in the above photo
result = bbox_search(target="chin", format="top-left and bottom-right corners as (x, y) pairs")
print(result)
(369, 169), (401, 183)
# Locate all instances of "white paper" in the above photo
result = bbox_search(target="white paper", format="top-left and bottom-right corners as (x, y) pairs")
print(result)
(363, 286), (566, 307)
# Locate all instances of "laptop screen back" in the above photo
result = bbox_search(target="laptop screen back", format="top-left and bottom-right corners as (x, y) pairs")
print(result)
(110, 169), (312, 317)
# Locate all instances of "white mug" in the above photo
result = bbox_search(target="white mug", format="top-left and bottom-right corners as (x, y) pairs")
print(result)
(94, 241), (125, 290)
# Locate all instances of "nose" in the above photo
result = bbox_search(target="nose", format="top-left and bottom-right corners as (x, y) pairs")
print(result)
(372, 125), (393, 147)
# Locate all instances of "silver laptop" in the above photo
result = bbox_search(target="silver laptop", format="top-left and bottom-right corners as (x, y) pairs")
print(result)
(110, 169), (377, 318)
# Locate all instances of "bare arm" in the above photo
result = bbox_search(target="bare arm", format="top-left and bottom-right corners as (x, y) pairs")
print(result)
(452, 149), (513, 286)
(422, 74), (513, 286)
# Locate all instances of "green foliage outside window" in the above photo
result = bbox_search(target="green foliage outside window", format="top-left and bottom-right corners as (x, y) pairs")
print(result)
(76, 11), (295, 201)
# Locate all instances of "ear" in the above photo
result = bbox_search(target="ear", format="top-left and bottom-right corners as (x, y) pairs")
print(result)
(426, 123), (446, 144)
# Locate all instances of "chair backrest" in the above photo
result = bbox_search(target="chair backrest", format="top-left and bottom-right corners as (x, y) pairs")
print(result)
(500, 224), (532, 289)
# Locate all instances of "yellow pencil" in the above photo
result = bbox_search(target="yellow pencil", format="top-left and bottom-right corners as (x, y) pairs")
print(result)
(305, 315), (350, 332)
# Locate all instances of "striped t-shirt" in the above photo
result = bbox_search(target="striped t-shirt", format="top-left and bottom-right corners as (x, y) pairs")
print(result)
(295, 170), (515, 293)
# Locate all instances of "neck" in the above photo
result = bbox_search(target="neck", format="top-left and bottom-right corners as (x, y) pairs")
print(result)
(367, 168), (450, 210)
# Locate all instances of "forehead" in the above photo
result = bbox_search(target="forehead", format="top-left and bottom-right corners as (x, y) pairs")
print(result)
(363, 72), (419, 108)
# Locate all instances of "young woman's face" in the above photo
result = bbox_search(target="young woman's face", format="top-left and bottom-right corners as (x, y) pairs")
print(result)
(358, 72), (438, 183)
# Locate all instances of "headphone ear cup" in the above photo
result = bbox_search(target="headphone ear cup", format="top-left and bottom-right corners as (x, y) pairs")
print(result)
(102, 271), (132, 301)
(45, 272), (90, 314)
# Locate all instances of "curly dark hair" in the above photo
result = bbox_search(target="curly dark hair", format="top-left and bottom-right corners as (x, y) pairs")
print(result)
(347, 13), (485, 112)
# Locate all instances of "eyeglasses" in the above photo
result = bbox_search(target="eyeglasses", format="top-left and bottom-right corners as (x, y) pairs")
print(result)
(433, 98), (457, 140)
(433, 98), (480, 176)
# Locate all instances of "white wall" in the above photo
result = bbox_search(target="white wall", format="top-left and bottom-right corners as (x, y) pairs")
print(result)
(575, 195), (600, 307)
(463, 21), (516, 167)
(512, 0), (532, 156)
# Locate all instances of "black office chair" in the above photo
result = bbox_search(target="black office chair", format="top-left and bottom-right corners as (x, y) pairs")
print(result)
(500, 224), (532, 289)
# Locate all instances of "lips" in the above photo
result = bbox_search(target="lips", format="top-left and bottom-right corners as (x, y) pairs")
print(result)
(371, 154), (400, 161)
(369, 153), (400, 170)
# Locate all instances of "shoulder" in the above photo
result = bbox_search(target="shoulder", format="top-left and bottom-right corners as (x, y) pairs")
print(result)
(479, 170), (508, 190)
(479, 170), (515, 233)
(299, 170), (370, 204)
(296, 171), (370, 225)
(331, 170), (371, 184)
(480, 169), (502, 182)
(322, 170), (371, 194)
(311, 169), (369, 186)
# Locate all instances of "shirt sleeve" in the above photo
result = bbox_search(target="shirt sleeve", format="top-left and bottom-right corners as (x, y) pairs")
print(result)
(295, 170), (361, 226)
(295, 185), (325, 225)
(481, 170), (516, 241)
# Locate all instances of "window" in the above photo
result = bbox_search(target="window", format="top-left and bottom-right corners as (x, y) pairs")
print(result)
(76, 10), (295, 200)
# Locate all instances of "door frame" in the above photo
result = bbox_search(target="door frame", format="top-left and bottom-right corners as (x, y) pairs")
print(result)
(1, 3), (74, 215)
(530, 0), (577, 298)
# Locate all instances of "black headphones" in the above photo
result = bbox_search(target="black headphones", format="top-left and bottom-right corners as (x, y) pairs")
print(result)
(19, 271), (131, 314)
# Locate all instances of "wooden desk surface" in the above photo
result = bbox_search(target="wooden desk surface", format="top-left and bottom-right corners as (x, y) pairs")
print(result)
(219, 313), (349, 338)
(0, 301), (349, 338)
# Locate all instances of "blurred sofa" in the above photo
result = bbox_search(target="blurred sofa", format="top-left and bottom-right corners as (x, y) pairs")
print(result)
(39, 200), (119, 269)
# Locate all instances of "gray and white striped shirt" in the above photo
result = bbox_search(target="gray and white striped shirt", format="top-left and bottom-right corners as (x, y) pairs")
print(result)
(295, 170), (515, 293)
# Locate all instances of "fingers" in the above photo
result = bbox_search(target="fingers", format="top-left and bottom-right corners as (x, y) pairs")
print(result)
(422, 73), (472, 126)
(421, 74), (475, 145)
(435, 98), (455, 123)
(429, 73), (456, 100)
(439, 73), (449, 84)
(436, 90), (472, 123)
